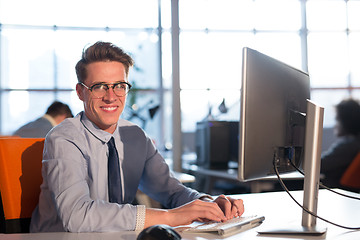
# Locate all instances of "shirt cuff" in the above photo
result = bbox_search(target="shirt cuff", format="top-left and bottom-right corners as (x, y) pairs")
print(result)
(199, 194), (214, 201)
(135, 205), (146, 231)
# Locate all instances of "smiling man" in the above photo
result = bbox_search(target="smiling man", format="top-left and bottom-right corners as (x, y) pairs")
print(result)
(30, 41), (244, 233)
(77, 61), (128, 134)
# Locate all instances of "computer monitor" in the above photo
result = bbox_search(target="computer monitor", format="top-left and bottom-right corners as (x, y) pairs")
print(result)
(238, 47), (326, 235)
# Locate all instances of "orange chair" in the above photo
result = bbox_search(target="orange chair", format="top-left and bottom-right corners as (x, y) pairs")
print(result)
(340, 152), (360, 192)
(0, 138), (45, 233)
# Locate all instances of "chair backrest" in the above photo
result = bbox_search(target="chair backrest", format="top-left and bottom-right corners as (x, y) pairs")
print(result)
(340, 151), (360, 191)
(0, 138), (45, 233)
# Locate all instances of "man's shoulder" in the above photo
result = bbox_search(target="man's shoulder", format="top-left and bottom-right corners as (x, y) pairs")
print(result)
(18, 116), (50, 128)
(118, 119), (144, 132)
(14, 117), (53, 137)
(47, 114), (83, 139)
(118, 118), (138, 127)
(337, 135), (360, 146)
(33, 116), (53, 125)
(57, 115), (81, 130)
(117, 119), (148, 139)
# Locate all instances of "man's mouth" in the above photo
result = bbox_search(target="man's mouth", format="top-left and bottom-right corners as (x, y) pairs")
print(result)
(102, 106), (118, 111)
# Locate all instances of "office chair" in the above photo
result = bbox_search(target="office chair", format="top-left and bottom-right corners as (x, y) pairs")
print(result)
(0, 138), (45, 233)
(340, 152), (360, 192)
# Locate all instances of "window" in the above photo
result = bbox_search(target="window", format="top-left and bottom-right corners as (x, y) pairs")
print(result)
(307, 0), (360, 126)
(1, 0), (359, 157)
(0, 0), (166, 149)
(178, 0), (360, 136)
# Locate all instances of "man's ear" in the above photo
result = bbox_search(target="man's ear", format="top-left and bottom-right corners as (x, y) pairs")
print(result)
(76, 83), (84, 101)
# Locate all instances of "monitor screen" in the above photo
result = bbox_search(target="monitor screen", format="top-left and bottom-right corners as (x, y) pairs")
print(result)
(238, 47), (310, 181)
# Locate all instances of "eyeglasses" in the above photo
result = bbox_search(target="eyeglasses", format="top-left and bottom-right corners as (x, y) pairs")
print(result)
(80, 82), (132, 98)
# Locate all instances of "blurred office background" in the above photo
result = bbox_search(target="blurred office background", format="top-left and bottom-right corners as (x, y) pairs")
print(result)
(0, 0), (360, 170)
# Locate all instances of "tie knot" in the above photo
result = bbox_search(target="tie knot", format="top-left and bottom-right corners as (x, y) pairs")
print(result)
(107, 137), (115, 148)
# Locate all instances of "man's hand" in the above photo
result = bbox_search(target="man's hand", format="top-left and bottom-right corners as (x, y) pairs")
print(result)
(213, 195), (244, 220)
(144, 199), (227, 228)
(143, 195), (244, 228)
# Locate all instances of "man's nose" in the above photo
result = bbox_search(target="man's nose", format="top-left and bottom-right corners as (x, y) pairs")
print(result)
(103, 86), (117, 100)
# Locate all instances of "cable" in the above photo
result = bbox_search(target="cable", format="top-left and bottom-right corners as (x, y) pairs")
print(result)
(288, 160), (360, 201)
(273, 159), (360, 230)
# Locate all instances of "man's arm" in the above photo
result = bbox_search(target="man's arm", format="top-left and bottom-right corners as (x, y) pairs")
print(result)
(143, 195), (244, 228)
(134, 130), (245, 227)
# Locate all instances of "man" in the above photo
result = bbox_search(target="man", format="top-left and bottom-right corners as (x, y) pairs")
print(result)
(13, 101), (73, 138)
(321, 99), (360, 190)
(30, 41), (244, 232)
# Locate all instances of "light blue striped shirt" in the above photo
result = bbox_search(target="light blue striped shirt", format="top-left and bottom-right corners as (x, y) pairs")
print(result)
(30, 112), (203, 232)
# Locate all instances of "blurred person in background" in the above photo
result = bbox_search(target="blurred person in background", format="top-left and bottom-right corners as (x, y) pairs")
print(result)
(13, 101), (73, 138)
(321, 98), (360, 190)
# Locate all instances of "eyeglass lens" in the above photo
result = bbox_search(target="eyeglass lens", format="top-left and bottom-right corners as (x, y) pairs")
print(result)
(91, 83), (130, 98)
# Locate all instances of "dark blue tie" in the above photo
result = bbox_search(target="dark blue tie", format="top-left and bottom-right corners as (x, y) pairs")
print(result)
(107, 137), (122, 203)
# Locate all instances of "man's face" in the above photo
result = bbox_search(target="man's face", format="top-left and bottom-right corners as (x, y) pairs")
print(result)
(76, 61), (127, 133)
(334, 117), (345, 137)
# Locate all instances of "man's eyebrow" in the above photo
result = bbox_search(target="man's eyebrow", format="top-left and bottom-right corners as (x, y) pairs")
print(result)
(92, 81), (125, 85)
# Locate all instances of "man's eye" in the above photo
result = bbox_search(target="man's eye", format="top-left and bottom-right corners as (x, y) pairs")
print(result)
(93, 84), (106, 90)
(115, 84), (126, 90)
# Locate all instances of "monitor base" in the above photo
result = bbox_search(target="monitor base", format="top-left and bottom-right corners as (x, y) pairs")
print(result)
(258, 224), (327, 236)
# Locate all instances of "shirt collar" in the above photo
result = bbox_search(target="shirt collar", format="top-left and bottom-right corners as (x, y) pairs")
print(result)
(79, 112), (120, 143)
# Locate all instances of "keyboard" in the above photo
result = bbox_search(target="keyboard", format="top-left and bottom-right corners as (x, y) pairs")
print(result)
(184, 215), (265, 236)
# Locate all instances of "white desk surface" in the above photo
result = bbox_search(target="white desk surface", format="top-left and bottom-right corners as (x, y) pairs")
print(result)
(1, 189), (359, 240)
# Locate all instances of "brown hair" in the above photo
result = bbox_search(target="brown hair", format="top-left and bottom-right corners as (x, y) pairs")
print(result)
(46, 101), (73, 118)
(75, 41), (134, 83)
(336, 99), (360, 135)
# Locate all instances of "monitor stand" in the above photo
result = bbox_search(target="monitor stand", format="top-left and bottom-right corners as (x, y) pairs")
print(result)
(258, 100), (327, 236)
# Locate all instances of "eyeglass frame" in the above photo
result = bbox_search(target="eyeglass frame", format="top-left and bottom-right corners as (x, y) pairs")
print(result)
(79, 81), (132, 98)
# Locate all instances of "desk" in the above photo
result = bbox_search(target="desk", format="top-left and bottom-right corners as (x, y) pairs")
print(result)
(1, 189), (359, 240)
